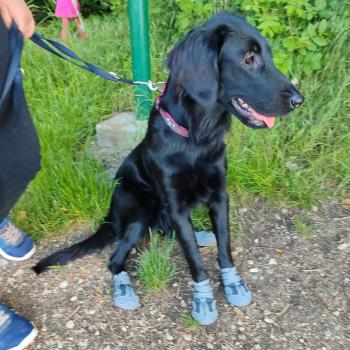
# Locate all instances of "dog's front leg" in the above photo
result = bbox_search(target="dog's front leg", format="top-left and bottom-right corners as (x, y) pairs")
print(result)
(208, 192), (233, 269)
(172, 214), (208, 282)
(109, 218), (147, 311)
(171, 212), (218, 325)
(208, 192), (253, 307)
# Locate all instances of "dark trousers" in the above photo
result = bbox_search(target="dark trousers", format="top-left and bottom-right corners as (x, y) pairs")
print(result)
(0, 19), (41, 222)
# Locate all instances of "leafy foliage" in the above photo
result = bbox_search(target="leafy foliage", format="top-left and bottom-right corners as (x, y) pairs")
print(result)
(27, 0), (55, 22)
(79, 0), (112, 16)
(169, 0), (349, 77)
(34, 0), (347, 77)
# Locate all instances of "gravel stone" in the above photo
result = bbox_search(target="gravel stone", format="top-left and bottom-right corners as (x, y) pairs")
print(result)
(59, 281), (69, 289)
(268, 258), (278, 265)
(65, 320), (75, 329)
(249, 268), (260, 273)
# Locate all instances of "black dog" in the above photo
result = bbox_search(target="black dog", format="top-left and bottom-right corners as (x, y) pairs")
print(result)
(34, 13), (303, 325)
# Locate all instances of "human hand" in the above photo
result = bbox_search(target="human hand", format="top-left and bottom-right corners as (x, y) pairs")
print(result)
(0, 0), (35, 39)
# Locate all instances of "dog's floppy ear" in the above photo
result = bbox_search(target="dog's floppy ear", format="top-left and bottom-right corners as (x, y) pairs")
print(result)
(166, 26), (224, 106)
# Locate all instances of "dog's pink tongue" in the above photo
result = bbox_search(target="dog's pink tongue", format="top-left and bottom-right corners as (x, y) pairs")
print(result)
(251, 110), (276, 128)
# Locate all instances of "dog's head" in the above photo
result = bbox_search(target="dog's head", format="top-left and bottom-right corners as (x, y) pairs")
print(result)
(166, 13), (304, 129)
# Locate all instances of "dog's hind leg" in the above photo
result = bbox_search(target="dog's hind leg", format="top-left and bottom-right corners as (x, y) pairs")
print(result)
(109, 216), (147, 310)
(208, 193), (252, 307)
(171, 213), (218, 325)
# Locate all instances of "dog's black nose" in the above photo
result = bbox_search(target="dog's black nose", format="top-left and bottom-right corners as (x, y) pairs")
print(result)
(283, 87), (304, 110)
(290, 91), (304, 109)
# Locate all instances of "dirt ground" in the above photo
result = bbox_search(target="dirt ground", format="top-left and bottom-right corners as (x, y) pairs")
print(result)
(0, 201), (349, 350)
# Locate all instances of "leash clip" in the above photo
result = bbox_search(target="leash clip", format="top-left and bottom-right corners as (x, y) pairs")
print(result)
(133, 80), (163, 91)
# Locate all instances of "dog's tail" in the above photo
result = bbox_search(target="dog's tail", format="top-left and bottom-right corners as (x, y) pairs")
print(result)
(32, 217), (115, 274)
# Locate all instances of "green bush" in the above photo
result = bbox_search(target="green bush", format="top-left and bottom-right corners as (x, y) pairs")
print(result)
(172, 0), (350, 77)
(79, 0), (112, 16)
(237, 0), (340, 76)
(109, 0), (350, 77)
(31, 1), (350, 78)
(27, 0), (55, 22)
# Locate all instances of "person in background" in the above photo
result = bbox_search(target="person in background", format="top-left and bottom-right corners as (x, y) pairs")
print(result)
(55, 0), (87, 43)
(0, 0), (39, 348)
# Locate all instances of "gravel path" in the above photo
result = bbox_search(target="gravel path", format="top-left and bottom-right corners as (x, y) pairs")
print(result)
(1, 202), (349, 350)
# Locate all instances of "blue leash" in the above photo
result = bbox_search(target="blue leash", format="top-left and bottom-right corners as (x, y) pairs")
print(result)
(30, 32), (160, 91)
(0, 29), (160, 112)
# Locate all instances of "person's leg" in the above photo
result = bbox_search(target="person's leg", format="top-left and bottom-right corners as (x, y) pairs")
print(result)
(60, 17), (69, 43)
(0, 19), (40, 262)
(0, 18), (39, 349)
(73, 17), (87, 40)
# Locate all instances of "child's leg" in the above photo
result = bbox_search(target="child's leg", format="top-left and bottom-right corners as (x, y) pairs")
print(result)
(60, 18), (69, 43)
(74, 17), (88, 40)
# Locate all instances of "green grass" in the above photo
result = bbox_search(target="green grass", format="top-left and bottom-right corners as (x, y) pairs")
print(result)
(11, 6), (350, 241)
(292, 216), (314, 237)
(137, 232), (177, 292)
(15, 16), (134, 240)
(181, 314), (201, 330)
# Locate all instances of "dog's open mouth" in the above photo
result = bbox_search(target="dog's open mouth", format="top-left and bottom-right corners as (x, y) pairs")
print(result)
(231, 97), (276, 129)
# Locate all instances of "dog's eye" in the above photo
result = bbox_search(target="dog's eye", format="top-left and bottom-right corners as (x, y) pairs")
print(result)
(244, 52), (255, 65)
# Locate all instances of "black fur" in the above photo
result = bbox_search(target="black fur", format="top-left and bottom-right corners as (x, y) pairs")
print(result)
(33, 13), (303, 284)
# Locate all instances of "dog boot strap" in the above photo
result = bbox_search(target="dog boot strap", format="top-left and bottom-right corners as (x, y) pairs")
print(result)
(221, 267), (252, 307)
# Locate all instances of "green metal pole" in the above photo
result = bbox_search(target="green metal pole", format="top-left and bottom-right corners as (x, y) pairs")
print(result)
(128, 0), (152, 119)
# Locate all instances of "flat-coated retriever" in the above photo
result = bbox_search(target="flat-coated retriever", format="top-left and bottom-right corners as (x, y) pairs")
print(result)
(34, 13), (303, 325)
